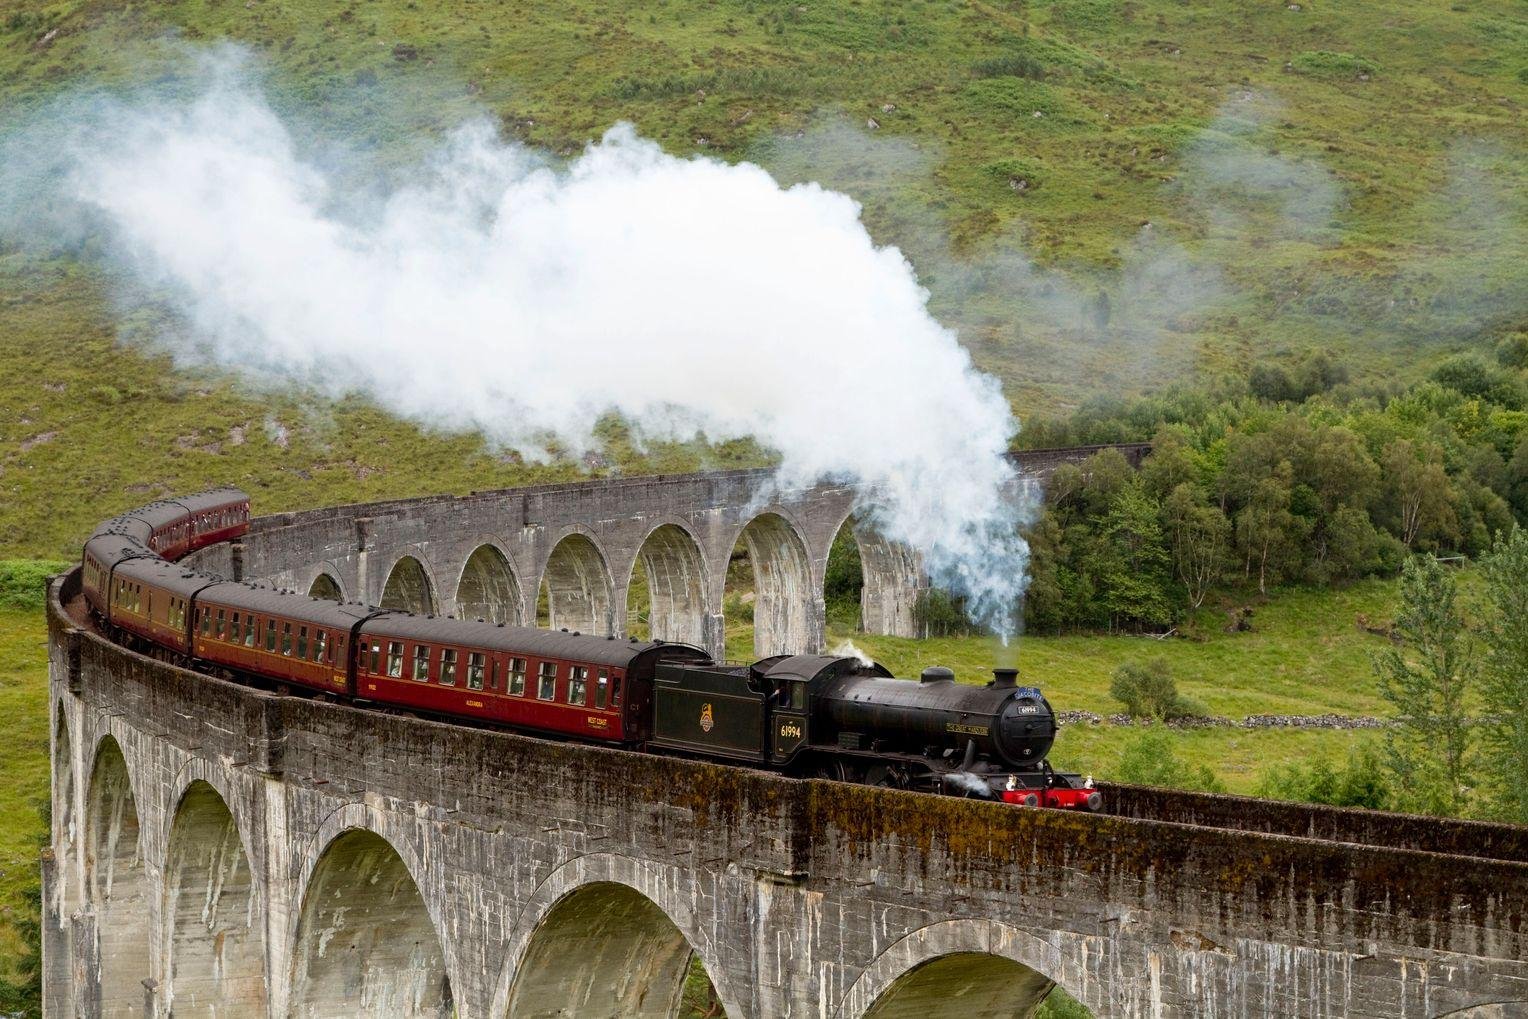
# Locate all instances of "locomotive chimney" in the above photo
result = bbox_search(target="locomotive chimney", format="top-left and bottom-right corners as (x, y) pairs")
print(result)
(990, 667), (1019, 689)
(920, 666), (955, 684)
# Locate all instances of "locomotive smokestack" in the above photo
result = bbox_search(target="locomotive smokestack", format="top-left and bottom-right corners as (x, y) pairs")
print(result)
(920, 666), (955, 684)
(991, 667), (1019, 689)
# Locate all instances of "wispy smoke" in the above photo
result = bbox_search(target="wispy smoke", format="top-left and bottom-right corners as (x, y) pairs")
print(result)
(0, 51), (1033, 635)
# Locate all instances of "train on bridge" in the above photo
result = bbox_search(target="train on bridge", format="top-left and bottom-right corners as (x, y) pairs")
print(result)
(81, 488), (1100, 808)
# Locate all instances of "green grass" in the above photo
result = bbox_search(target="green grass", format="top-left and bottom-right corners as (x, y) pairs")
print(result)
(736, 577), (1409, 720)
(0, 608), (50, 983)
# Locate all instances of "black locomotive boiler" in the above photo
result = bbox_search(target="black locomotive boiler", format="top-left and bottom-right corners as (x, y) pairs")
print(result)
(651, 654), (1100, 807)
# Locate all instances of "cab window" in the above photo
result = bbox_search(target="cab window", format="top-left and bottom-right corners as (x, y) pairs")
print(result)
(412, 645), (430, 681)
(440, 649), (458, 686)
(790, 681), (808, 711)
(509, 658), (527, 696)
(537, 662), (557, 700)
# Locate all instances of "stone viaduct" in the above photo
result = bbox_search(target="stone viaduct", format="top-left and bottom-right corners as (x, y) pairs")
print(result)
(186, 445), (1148, 663)
(46, 576), (1528, 1017)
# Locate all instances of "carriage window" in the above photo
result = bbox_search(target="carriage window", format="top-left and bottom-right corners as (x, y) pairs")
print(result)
(215, 609), (226, 639)
(595, 668), (609, 709)
(266, 619), (277, 652)
(297, 626), (309, 659)
(386, 641), (404, 677)
(488, 658), (500, 691)
(134, 585), (142, 612)
(315, 630), (328, 662)
(368, 643), (380, 673)
(229, 612), (240, 643)
(509, 658), (527, 696)
(567, 666), (587, 705)
(245, 618), (257, 648)
(440, 649), (458, 686)
(147, 591), (153, 617)
(467, 652), (485, 691)
(611, 675), (622, 708)
(201, 607), (212, 635)
(282, 624), (294, 657)
(537, 661), (557, 700)
(412, 645), (431, 681)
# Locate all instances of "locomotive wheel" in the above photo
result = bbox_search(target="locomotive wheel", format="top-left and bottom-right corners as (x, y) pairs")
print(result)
(864, 764), (909, 789)
(819, 759), (854, 783)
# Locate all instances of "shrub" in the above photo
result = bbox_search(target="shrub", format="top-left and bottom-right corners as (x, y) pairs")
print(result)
(1291, 51), (1378, 80)
(0, 560), (68, 610)
(1110, 658), (1204, 720)
(1116, 730), (1225, 792)
(1256, 744), (1392, 810)
(1495, 332), (1528, 370)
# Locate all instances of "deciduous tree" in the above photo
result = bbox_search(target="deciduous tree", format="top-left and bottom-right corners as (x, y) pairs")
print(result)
(1480, 529), (1528, 823)
(1374, 556), (1473, 816)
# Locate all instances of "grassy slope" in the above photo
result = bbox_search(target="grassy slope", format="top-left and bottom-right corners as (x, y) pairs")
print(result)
(0, 609), (49, 974)
(1, 0), (1526, 559)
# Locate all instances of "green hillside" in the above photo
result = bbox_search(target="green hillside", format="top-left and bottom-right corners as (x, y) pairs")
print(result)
(2, 0), (1526, 555)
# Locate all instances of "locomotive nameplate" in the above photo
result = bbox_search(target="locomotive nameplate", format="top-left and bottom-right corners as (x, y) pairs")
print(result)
(946, 722), (987, 736)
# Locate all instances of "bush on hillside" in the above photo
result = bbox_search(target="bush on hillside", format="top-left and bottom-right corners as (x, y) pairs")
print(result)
(0, 561), (68, 611)
(1291, 51), (1378, 80)
(1115, 730), (1225, 792)
(1256, 745), (1393, 811)
(1110, 659), (1205, 720)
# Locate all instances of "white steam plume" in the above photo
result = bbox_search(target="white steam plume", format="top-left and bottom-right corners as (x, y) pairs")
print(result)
(11, 55), (1032, 635)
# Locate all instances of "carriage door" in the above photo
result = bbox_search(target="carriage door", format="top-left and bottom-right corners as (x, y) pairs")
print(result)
(772, 680), (809, 761)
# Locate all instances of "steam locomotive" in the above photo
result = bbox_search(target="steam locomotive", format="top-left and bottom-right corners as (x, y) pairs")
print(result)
(80, 488), (1099, 808)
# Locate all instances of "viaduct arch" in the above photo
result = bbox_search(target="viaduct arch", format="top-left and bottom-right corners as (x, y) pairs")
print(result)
(45, 569), (1528, 1018)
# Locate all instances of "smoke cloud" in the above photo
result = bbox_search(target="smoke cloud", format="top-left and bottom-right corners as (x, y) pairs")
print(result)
(0, 52), (1033, 635)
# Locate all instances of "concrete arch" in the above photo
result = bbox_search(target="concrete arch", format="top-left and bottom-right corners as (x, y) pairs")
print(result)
(493, 853), (744, 1019)
(540, 529), (616, 636)
(837, 919), (1099, 1019)
(380, 553), (439, 616)
(306, 569), (344, 602)
(828, 510), (926, 638)
(456, 540), (526, 624)
(162, 780), (266, 1016)
(289, 824), (451, 1018)
(731, 510), (818, 657)
(84, 734), (150, 1018)
(630, 520), (708, 646)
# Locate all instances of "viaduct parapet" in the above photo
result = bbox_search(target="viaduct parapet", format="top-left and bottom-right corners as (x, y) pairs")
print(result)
(46, 572), (1528, 1019)
(185, 445), (1148, 662)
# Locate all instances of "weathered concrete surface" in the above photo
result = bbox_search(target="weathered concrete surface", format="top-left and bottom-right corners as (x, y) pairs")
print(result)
(45, 571), (1528, 1018)
(189, 447), (1136, 661)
